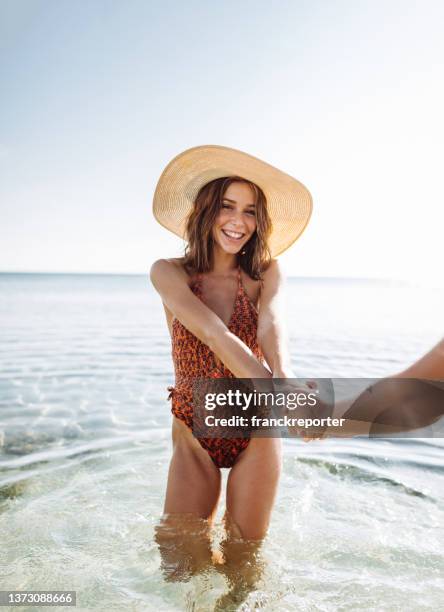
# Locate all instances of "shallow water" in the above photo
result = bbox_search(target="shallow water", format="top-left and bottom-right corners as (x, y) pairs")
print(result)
(0, 273), (443, 611)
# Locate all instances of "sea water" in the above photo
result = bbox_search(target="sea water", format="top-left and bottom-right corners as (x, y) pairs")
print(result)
(0, 273), (443, 611)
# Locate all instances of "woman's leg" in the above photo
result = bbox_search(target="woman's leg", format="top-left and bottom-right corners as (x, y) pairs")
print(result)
(225, 437), (282, 540)
(214, 438), (282, 607)
(163, 418), (221, 517)
(155, 418), (222, 582)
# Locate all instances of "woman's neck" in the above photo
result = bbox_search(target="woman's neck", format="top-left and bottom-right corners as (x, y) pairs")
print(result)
(210, 246), (238, 276)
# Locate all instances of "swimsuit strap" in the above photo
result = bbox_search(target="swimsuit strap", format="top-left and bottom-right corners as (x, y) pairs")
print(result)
(191, 266), (248, 311)
(236, 264), (245, 296)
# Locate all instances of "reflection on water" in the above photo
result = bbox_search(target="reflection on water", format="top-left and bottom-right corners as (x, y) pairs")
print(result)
(1, 274), (443, 610)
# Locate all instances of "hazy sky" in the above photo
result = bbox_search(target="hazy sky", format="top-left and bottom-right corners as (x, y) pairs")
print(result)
(1, 0), (443, 282)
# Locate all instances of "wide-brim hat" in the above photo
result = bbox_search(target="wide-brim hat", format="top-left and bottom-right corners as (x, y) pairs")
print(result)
(152, 144), (313, 257)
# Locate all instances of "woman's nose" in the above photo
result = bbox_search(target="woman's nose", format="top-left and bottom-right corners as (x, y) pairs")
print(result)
(230, 209), (245, 227)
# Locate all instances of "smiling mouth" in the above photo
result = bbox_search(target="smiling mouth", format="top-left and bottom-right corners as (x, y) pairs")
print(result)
(221, 229), (245, 241)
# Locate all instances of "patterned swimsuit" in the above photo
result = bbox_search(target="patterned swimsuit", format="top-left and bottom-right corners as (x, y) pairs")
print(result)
(167, 265), (264, 468)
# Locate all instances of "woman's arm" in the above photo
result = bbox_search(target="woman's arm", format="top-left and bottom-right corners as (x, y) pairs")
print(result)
(150, 259), (272, 379)
(256, 259), (294, 378)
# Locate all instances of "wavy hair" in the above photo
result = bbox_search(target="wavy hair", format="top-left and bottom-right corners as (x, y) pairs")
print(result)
(183, 176), (272, 280)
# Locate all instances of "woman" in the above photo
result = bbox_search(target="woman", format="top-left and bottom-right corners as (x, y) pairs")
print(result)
(149, 145), (313, 586)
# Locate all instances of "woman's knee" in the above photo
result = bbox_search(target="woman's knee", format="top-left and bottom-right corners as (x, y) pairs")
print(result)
(230, 524), (268, 541)
(225, 438), (282, 540)
(223, 509), (268, 542)
(155, 513), (213, 582)
(219, 516), (266, 587)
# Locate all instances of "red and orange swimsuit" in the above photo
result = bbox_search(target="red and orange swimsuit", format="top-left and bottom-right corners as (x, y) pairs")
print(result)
(167, 265), (264, 468)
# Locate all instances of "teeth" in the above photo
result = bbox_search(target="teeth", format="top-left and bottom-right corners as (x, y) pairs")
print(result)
(223, 230), (244, 239)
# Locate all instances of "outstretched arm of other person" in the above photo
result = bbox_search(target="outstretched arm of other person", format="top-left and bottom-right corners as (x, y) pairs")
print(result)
(328, 337), (444, 437)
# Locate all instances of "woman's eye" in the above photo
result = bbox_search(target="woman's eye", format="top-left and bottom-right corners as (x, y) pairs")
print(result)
(221, 203), (254, 215)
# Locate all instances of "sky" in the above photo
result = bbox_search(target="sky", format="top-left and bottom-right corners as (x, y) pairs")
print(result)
(1, 0), (443, 282)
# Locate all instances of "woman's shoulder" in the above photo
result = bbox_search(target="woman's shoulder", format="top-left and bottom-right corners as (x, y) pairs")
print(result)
(261, 257), (280, 272)
(241, 259), (281, 303)
(259, 258), (283, 282)
(151, 256), (185, 270)
(149, 258), (195, 287)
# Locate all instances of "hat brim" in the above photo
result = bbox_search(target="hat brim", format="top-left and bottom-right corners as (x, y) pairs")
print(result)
(152, 144), (313, 257)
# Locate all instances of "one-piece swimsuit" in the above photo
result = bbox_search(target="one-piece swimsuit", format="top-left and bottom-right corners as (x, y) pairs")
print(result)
(167, 265), (264, 468)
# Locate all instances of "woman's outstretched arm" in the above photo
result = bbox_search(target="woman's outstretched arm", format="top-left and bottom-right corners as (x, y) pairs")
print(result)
(256, 259), (294, 377)
(150, 258), (272, 379)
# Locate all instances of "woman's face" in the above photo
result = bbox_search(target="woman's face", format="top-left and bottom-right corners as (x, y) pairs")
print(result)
(212, 182), (257, 255)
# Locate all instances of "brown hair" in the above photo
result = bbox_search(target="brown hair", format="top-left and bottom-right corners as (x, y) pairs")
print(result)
(183, 176), (272, 280)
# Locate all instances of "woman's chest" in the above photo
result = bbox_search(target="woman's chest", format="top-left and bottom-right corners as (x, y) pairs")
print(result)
(199, 276), (260, 326)
(163, 276), (261, 337)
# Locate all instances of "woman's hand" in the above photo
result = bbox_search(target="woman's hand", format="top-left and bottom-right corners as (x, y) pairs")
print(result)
(271, 374), (328, 442)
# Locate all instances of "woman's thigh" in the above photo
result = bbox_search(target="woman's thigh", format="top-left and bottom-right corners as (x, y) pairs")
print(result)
(163, 417), (222, 520)
(155, 419), (222, 581)
(225, 437), (282, 540)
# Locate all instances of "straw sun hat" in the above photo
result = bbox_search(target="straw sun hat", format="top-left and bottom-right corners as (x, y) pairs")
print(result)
(152, 145), (313, 257)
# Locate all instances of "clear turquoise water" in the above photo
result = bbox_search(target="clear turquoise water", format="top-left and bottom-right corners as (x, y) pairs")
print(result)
(0, 273), (443, 611)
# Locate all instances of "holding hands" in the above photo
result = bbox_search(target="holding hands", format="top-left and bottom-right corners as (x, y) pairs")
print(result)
(272, 373), (333, 442)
